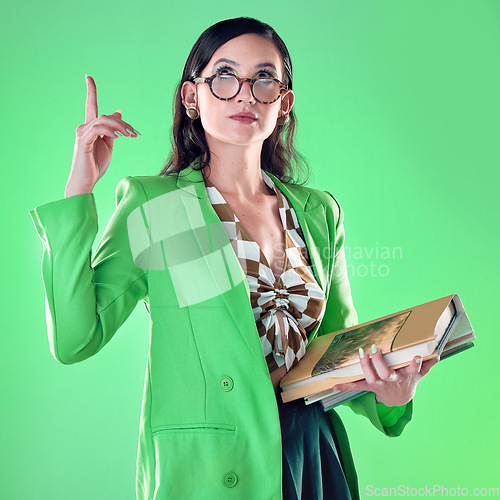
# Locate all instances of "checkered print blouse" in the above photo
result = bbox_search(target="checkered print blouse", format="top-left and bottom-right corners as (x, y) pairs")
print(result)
(204, 170), (326, 375)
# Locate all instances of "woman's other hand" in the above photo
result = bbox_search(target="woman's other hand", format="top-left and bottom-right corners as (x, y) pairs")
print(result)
(333, 345), (440, 407)
(65, 75), (141, 198)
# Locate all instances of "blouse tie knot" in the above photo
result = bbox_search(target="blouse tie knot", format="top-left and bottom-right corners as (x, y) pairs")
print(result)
(274, 282), (290, 310)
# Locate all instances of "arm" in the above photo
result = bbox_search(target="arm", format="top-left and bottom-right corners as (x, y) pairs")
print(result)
(344, 392), (412, 437)
(29, 176), (148, 365)
(318, 191), (412, 436)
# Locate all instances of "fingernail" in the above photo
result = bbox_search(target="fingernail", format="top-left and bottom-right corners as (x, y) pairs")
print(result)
(126, 127), (141, 136)
(416, 357), (422, 364)
(85, 73), (88, 82)
(114, 130), (124, 137)
(116, 109), (122, 114)
(371, 344), (377, 354)
(359, 347), (365, 359)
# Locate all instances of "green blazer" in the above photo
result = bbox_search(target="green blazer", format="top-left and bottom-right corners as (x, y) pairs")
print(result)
(29, 163), (413, 500)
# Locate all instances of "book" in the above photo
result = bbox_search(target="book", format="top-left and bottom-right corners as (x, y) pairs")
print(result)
(279, 294), (475, 410)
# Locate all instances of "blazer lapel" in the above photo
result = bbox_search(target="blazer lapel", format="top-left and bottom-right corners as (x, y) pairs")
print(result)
(176, 164), (331, 294)
(266, 172), (332, 344)
(265, 172), (331, 294)
(175, 165), (251, 299)
(175, 164), (332, 358)
(176, 165), (268, 367)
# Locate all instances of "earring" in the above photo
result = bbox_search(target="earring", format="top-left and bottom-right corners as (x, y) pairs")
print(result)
(277, 113), (289, 125)
(186, 106), (199, 120)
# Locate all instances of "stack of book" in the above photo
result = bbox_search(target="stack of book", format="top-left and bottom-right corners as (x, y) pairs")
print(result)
(279, 294), (475, 411)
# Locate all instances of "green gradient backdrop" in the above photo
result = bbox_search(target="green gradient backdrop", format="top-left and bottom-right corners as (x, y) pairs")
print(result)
(3, 0), (498, 498)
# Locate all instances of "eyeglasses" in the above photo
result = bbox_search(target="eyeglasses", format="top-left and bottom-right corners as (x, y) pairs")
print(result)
(194, 71), (288, 104)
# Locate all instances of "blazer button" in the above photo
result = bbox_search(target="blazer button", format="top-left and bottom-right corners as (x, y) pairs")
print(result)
(223, 472), (238, 487)
(219, 376), (234, 392)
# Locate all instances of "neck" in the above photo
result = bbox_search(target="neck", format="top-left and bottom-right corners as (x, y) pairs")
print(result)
(202, 139), (271, 198)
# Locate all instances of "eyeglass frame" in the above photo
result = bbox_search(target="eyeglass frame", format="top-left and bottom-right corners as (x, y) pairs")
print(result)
(193, 72), (288, 104)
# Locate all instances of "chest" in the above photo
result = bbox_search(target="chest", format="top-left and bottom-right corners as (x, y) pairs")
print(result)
(223, 193), (285, 280)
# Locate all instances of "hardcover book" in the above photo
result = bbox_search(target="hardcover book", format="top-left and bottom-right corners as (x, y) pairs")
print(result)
(279, 294), (475, 410)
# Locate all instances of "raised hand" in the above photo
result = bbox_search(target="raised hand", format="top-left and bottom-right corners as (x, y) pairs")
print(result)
(65, 75), (141, 197)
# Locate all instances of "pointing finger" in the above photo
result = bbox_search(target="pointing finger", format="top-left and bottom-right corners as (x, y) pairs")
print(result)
(85, 74), (98, 124)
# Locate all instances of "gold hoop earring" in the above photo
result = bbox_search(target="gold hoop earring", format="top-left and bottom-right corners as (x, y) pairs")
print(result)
(186, 107), (199, 120)
(277, 113), (289, 125)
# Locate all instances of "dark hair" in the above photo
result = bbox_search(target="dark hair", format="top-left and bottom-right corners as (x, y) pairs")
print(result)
(158, 17), (310, 185)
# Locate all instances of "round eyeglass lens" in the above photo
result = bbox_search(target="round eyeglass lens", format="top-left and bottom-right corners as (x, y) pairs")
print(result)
(211, 74), (281, 102)
(212, 74), (240, 99)
(253, 78), (280, 103)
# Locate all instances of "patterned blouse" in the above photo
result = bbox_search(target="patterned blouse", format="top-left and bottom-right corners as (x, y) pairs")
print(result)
(204, 170), (326, 376)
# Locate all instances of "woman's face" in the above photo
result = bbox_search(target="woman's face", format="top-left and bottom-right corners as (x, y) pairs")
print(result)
(182, 33), (294, 149)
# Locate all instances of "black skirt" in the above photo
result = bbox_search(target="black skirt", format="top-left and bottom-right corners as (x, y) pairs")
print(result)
(276, 392), (352, 500)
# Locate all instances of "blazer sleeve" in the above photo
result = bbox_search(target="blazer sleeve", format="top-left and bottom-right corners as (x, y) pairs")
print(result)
(28, 176), (149, 365)
(318, 190), (413, 436)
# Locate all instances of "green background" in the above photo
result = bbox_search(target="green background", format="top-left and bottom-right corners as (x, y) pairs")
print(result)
(3, 0), (498, 498)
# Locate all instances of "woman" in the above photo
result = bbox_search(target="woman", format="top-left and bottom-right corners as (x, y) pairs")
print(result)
(29, 17), (438, 500)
